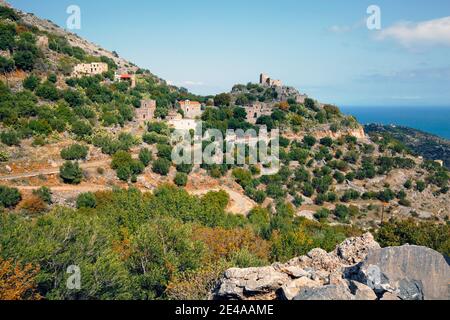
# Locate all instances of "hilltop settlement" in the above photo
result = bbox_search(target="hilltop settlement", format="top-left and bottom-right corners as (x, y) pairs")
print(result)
(0, 1), (449, 301)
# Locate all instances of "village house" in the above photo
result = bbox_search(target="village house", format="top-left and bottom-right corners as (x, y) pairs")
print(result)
(166, 109), (183, 121)
(72, 62), (108, 77)
(114, 73), (136, 88)
(178, 100), (203, 119)
(245, 103), (273, 124)
(135, 99), (156, 123)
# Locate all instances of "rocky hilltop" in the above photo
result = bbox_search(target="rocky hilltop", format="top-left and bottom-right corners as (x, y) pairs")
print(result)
(212, 233), (450, 300)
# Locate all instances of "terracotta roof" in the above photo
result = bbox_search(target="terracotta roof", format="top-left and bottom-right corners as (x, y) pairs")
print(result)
(179, 100), (201, 107)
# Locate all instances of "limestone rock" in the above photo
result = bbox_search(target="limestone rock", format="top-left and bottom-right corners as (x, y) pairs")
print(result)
(280, 277), (322, 300)
(349, 281), (377, 300)
(334, 232), (381, 265)
(215, 267), (290, 300)
(357, 245), (450, 300)
(294, 284), (355, 301)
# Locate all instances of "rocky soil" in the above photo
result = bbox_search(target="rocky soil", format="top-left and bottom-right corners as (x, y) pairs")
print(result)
(212, 233), (450, 300)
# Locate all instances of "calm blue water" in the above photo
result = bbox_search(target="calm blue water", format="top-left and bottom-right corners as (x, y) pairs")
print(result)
(340, 106), (450, 140)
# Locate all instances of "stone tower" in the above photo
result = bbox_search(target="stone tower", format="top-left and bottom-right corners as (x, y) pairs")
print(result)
(260, 73), (269, 85)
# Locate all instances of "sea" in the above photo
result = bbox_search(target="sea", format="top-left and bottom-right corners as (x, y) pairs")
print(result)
(340, 106), (450, 140)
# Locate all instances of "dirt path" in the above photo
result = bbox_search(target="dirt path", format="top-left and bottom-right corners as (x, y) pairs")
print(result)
(190, 186), (256, 216)
(0, 160), (109, 181)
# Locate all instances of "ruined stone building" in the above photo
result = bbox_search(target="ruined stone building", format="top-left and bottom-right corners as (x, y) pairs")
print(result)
(166, 109), (183, 121)
(260, 73), (282, 87)
(72, 62), (108, 77)
(245, 103), (273, 124)
(179, 100), (203, 119)
(135, 99), (156, 123)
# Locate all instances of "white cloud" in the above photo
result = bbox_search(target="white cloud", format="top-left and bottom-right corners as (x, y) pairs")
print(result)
(183, 80), (204, 86)
(328, 19), (366, 34)
(377, 16), (450, 47)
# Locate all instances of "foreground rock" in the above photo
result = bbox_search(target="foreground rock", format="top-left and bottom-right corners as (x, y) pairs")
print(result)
(212, 233), (450, 300)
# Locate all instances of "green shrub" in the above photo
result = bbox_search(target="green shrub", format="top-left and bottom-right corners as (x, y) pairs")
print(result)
(314, 208), (330, 220)
(152, 158), (171, 176)
(61, 144), (89, 160)
(59, 161), (83, 185)
(71, 121), (93, 138)
(174, 172), (188, 187)
(23, 75), (40, 91)
(0, 150), (10, 162)
(0, 56), (14, 73)
(33, 186), (52, 204)
(0, 130), (20, 146)
(77, 192), (97, 209)
(139, 148), (152, 167)
(0, 185), (21, 208)
(334, 204), (349, 222)
(376, 219), (450, 256)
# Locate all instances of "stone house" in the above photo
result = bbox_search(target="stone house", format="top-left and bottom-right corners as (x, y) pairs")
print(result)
(114, 73), (136, 88)
(166, 109), (183, 121)
(72, 62), (108, 77)
(179, 100), (203, 119)
(135, 99), (156, 123)
(260, 73), (282, 87)
(245, 103), (273, 124)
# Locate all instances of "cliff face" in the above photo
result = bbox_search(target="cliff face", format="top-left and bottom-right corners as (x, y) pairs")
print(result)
(212, 233), (450, 300)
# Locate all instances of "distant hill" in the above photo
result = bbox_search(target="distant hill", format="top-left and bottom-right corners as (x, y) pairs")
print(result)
(365, 124), (450, 169)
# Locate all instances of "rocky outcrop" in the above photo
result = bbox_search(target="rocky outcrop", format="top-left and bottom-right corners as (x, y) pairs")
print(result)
(356, 245), (450, 300)
(212, 233), (450, 300)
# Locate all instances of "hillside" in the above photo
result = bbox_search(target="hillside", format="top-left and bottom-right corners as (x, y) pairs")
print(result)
(0, 2), (449, 301)
(365, 124), (450, 169)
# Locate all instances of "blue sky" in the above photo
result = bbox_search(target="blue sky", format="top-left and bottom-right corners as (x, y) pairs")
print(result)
(8, 0), (450, 106)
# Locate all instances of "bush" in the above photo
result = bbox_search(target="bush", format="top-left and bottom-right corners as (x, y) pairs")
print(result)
(71, 121), (93, 138)
(13, 51), (36, 71)
(0, 130), (20, 146)
(76, 192), (97, 209)
(0, 150), (9, 162)
(334, 204), (349, 222)
(36, 82), (59, 101)
(23, 75), (40, 91)
(59, 161), (83, 185)
(174, 172), (188, 187)
(33, 186), (52, 204)
(152, 158), (171, 176)
(314, 208), (330, 220)
(0, 56), (14, 73)
(376, 219), (450, 256)
(303, 135), (316, 147)
(320, 137), (333, 147)
(60, 144), (89, 160)
(416, 181), (426, 192)
(139, 148), (152, 167)
(47, 73), (57, 83)
(0, 185), (21, 208)
(157, 144), (172, 160)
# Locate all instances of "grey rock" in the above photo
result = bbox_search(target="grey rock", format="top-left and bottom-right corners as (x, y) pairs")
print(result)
(294, 284), (355, 301)
(348, 281), (377, 300)
(357, 245), (450, 300)
(280, 277), (322, 300)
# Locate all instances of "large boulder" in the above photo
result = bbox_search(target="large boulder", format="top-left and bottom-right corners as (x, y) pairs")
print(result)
(357, 245), (450, 300)
(215, 267), (290, 300)
(294, 284), (355, 301)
